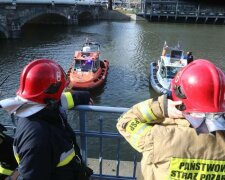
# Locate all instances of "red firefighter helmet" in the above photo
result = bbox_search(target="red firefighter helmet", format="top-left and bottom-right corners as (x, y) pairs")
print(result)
(17, 59), (69, 104)
(171, 59), (225, 113)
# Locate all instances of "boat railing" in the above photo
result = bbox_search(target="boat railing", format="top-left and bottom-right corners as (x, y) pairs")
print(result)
(4, 105), (139, 180)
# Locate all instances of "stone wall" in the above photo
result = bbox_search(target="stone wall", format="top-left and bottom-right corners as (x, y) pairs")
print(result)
(99, 9), (131, 20)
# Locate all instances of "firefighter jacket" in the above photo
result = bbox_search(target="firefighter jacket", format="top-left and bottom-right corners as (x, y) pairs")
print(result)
(0, 90), (91, 180)
(117, 95), (225, 180)
(13, 107), (81, 180)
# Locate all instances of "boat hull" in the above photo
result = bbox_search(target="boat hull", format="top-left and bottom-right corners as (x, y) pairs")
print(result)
(149, 62), (171, 95)
(68, 60), (109, 90)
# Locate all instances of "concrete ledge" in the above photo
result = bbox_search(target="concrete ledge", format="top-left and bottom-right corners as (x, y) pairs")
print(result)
(98, 9), (146, 21)
(129, 14), (146, 21)
(87, 158), (140, 177)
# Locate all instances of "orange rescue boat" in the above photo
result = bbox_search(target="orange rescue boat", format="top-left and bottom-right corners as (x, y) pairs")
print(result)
(67, 42), (109, 90)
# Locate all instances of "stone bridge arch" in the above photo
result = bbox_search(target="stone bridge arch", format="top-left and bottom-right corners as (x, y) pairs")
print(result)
(20, 11), (69, 27)
(0, 25), (9, 38)
(78, 11), (93, 23)
(0, 4), (101, 38)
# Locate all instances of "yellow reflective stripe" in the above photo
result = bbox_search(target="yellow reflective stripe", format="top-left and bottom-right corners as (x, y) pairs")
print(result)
(168, 157), (225, 180)
(13, 146), (20, 164)
(139, 102), (157, 123)
(126, 119), (152, 150)
(64, 92), (74, 109)
(57, 148), (75, 167)
(13, 145), (75, 168)
(0, 165), (13, 176)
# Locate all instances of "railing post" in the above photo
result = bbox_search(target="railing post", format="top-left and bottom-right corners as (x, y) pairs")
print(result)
(99, 116), (103, 177)
(79, 110), (87, 164)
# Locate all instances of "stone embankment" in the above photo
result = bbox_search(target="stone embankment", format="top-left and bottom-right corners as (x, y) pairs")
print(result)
(99, 9), (146, 21)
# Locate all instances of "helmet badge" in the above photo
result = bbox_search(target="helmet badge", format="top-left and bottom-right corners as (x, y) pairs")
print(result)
(175, 71), (181, 83)
(56, 71), (61, 82)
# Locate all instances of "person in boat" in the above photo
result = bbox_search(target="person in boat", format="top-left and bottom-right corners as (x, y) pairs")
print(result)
(187, 51), (194, 64)
(0, 59), (93, 180)
(117, 59), (225, 180)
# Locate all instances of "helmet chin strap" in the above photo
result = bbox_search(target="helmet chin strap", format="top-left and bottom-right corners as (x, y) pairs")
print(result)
(44, 98), (59, 110)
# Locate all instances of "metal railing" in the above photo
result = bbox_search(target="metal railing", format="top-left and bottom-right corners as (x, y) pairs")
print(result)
(74, 105), (138, 180)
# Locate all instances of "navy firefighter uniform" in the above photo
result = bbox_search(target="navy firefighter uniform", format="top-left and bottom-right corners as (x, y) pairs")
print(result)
(13, 107), (80, 180)
(0, 59), (93, 180)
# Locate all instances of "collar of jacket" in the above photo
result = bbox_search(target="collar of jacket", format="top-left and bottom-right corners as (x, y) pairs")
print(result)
(161, 118), (191, 127)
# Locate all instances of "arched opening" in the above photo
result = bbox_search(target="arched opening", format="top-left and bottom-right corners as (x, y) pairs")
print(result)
(24, 13), (68, 25)
(0, 31), (7, 39)
(21, 13), (69, 39)
(78, 12), (93, 24)
(0, 26), (7, 39)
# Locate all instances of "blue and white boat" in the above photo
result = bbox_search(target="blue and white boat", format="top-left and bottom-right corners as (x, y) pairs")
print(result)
(150, 42), (188, 94)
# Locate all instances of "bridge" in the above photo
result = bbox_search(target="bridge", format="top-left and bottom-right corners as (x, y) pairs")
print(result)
(0, 0), (105, 38)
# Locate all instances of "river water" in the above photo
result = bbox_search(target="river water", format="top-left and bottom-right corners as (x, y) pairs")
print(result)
(1, 21), (225, 159)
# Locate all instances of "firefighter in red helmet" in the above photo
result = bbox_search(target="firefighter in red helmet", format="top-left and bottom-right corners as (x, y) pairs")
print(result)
(117, 59), (225, 180)
(17, 59), (69, 104)
(171, 59), (225, 133)
(0, 59), (93, 180)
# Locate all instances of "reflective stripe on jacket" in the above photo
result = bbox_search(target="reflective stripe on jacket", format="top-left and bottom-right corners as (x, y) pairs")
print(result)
(13, 146), (75, 168)
(117, 95), (225, 180)
(0, 165), (13, 176)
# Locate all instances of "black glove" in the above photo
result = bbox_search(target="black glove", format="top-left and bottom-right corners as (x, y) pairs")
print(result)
(72, 91), (91, 106)
(60, 90), (91, 109)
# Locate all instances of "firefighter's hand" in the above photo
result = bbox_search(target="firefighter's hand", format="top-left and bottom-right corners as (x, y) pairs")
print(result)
(5, 170), (19, 180)
(167, 99), (183, 119)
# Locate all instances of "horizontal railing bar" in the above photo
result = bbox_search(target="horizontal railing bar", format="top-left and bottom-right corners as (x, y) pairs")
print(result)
(75, 131), (121, 138)
(91, 174), (136, 180)
(75, 105), (129, 113)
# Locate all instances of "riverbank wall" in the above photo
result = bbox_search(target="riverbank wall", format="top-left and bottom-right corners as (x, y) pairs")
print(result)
(99, 9), (146, 21)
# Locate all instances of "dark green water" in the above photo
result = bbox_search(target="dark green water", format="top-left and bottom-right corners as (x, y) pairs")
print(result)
(1, 21), (225, 159)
